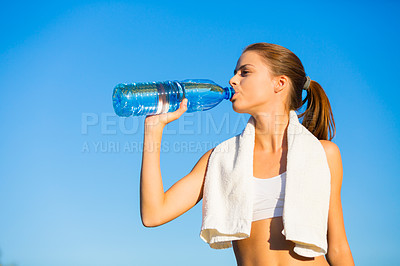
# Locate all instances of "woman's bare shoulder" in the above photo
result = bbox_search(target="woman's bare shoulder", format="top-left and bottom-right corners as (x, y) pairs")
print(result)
(319, 140), (343, 181)
(319, 140), (341, 155)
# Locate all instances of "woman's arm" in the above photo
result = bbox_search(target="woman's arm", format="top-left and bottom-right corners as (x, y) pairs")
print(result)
(320, 140), (355, 266)
(140, 99), (213, 227)
(140, 99), (188, 227)
(140, 128), (213, 227)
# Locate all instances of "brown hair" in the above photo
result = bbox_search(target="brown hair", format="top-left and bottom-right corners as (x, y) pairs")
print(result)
(243, 42), (336, 141)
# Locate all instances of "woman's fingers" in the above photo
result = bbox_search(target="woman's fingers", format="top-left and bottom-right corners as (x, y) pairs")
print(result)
(144, 98), (188, 129)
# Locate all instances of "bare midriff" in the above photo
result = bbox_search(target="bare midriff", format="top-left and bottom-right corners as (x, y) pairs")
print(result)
(232, 216), (329, 266)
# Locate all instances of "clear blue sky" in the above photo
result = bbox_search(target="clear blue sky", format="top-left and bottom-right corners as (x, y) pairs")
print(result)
(0, 1), (399, 265)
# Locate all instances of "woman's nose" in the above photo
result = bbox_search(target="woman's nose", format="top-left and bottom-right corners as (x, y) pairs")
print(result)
(229, 76), (237, 87)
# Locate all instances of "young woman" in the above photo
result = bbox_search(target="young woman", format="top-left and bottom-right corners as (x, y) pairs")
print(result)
(140, 42), (355, 265)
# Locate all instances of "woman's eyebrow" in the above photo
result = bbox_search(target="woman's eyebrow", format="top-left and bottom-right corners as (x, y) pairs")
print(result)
(234, 64), (254, 75)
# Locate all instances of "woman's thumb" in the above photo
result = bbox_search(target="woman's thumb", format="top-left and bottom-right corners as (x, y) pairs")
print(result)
(182, 98), (188, 110)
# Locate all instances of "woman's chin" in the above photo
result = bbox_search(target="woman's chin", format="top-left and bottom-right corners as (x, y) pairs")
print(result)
(232, 102), (246, 114)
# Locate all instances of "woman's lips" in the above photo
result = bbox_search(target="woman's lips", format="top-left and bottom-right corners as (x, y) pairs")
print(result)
(230, 92), (238, 101)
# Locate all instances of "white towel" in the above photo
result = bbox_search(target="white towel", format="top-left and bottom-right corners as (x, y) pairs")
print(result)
(199, 110), (331, 258)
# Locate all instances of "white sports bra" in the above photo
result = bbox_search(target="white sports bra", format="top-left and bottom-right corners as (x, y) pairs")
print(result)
(251, 171), (286, 222)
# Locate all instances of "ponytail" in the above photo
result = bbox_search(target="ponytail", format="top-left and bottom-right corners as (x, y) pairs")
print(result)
(298, 80), (336, 140)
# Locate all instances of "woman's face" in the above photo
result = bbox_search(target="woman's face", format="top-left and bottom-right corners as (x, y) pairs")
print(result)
(229, 51), (284, 114)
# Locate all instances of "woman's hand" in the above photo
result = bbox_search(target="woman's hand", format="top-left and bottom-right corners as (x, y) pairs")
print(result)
(144, 98), (188, 131)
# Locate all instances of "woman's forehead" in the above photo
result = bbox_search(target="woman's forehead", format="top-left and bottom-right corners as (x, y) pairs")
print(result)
(236, 51), (267, 70)
(239, 51), (259, 62)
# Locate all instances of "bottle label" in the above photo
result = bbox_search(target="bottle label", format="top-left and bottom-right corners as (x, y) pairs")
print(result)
(156, 82), (169, 114)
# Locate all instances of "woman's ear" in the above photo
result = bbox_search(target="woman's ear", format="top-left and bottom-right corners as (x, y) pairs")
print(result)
(274, 75), (289, 92)
(272, 75), (287, 92)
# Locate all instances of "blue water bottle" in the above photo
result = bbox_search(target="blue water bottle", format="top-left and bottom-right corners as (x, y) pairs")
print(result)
(112, 79), (235, 117)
